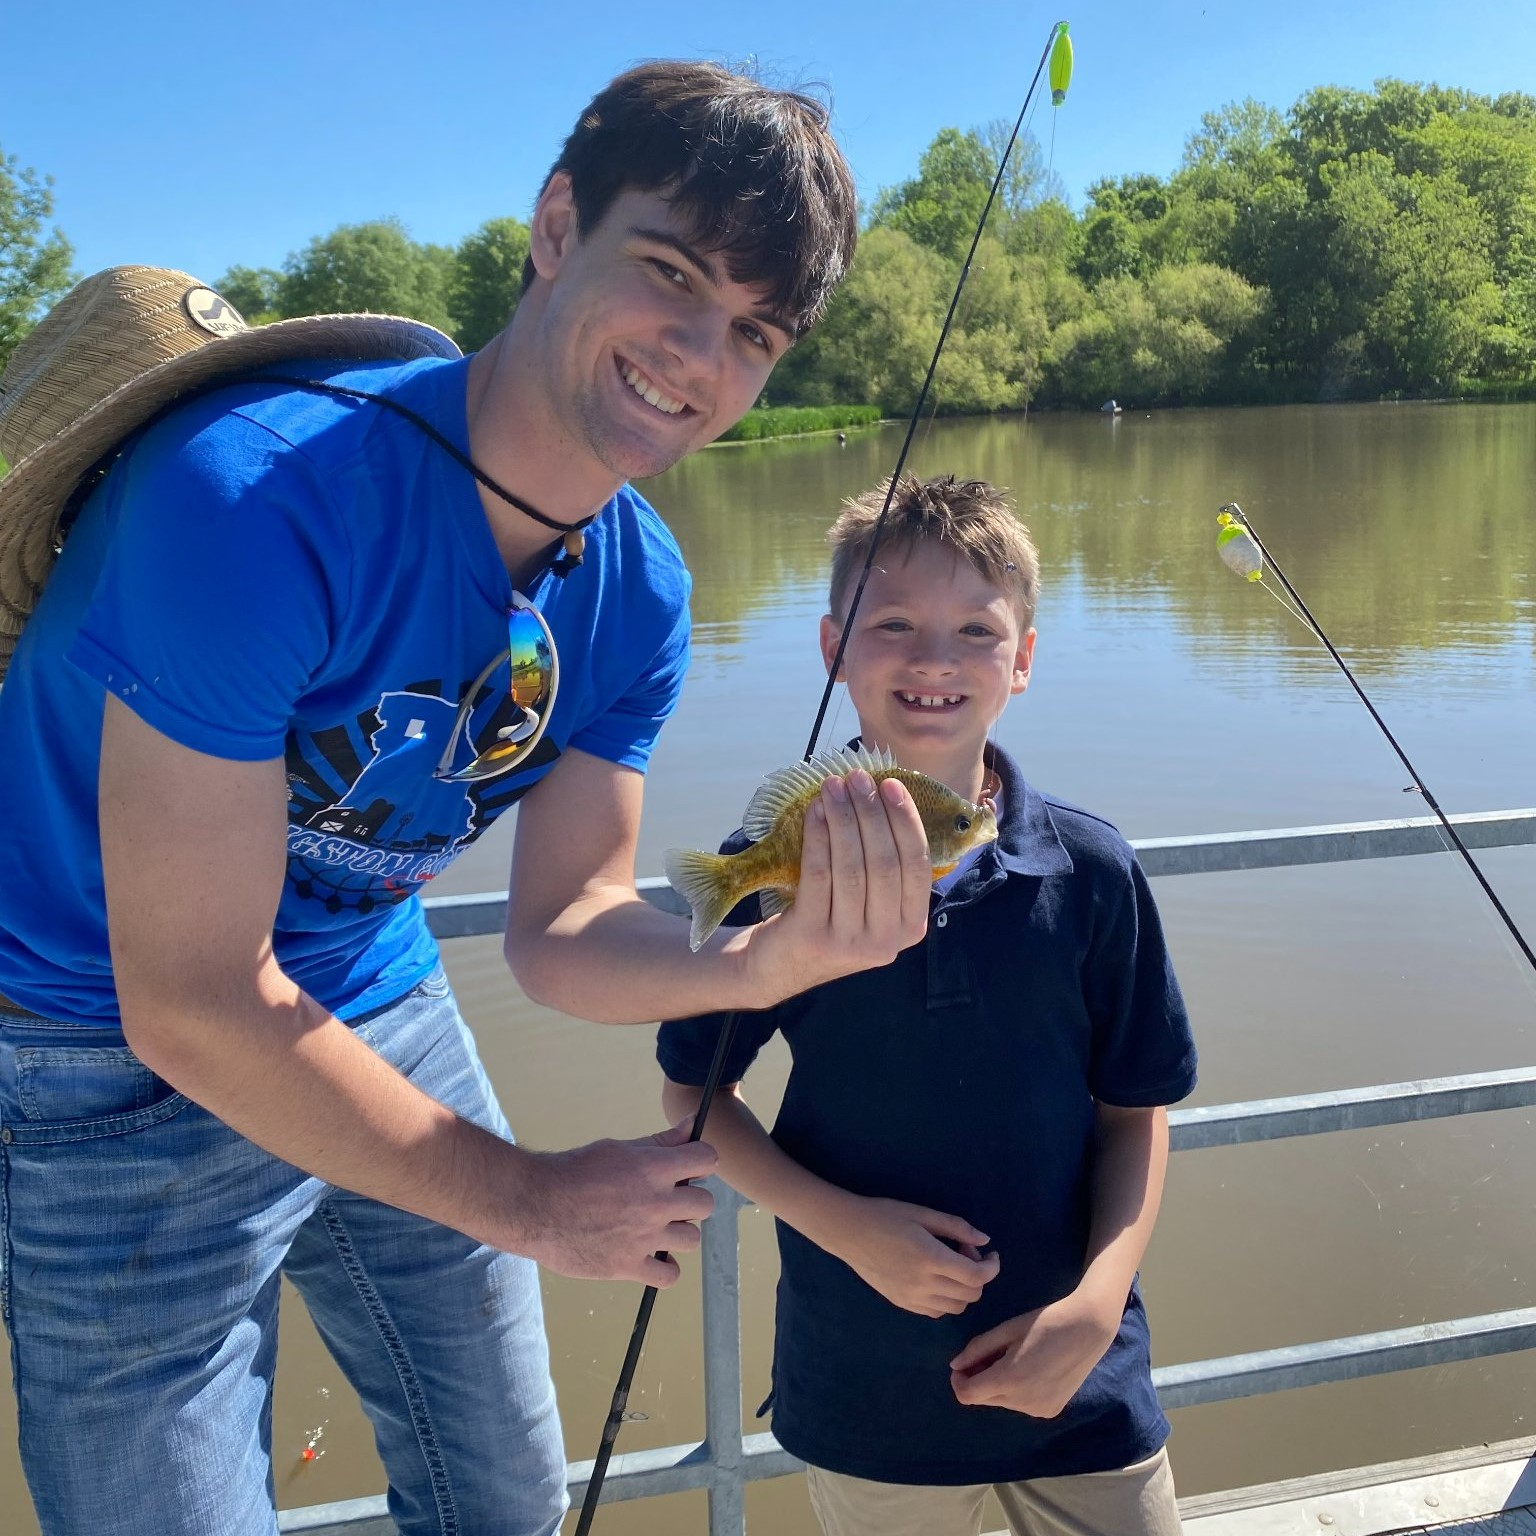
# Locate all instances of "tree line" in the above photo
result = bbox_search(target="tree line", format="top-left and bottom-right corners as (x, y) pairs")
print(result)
(5, 77), (1536, 412)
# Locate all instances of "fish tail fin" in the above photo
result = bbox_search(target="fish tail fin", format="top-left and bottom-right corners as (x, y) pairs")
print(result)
(664, 847), (742, 953)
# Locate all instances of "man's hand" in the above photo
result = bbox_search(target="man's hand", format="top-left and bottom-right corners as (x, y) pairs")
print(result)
(511, 1120), (718, 1287)
(743, 771), (932, 1007)
(819, 1196), (999, 1318)
(948, 1285), (1122, 1417)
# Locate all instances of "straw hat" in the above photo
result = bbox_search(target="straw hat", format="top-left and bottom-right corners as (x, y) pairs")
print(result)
(0, 265), (461, 677)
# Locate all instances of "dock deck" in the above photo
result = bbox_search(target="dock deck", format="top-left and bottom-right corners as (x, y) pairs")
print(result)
(1176, 1436), (1536, 1535)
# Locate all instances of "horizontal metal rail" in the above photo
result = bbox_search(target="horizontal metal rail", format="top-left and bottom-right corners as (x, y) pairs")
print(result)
(284, 810), (1536, 1534)
(1169, 1065), (1536, 1151)
(420, 808), (1536, 939)
(1154, 1307), (1536, 1411)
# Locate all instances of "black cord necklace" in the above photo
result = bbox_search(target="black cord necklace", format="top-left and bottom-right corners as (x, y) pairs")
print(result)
(239, 374), (597, 577)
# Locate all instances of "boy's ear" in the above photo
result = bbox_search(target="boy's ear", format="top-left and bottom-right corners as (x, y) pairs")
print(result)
(818, 613), (845, 679)
(528, 172), (579, 282)
(1011, 628), (1036, 696)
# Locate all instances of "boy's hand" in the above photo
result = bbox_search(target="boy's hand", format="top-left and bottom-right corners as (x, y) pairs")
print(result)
(742, 773), (931, 1006)
(823, 1197), (1000, 1318)
(948, 1285), (1122, 1416)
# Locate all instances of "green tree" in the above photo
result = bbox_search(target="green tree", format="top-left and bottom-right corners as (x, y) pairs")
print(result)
(1046, 263), (1266, 406)
(215, 265), (282, 325)
(449, 217), (530, 352)
(776, 226), (948, 413)
(276, 218), (452, 333)
(871, 128), (994, 260)
(934, 237), (1049, 411)
(0, 149), (76, 371)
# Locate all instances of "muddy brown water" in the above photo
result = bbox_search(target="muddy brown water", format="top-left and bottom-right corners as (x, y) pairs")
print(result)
(4, 403), (1536, 1533)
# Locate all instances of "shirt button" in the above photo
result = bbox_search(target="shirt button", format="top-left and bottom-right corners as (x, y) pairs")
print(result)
(935, 913), (948, 928)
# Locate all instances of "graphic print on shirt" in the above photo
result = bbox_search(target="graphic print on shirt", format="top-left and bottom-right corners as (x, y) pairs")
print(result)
(284, 676), (556, 914)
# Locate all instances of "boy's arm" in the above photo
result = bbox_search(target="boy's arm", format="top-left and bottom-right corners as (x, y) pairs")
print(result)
(950, 1103), (1169, 1414)
(663, 1074), (998, 1318)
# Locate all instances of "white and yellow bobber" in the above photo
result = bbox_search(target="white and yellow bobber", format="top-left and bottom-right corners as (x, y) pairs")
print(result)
(1216, 510), (1264, 582)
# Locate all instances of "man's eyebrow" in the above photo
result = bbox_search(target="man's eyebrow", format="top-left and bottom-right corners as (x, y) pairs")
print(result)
(629, 225), (798, 343)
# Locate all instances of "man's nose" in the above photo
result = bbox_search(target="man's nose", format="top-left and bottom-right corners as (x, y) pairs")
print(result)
(659, 306), (726, 370)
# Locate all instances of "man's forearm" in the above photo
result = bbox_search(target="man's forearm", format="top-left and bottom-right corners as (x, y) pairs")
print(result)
(123, 965), (532, 1251)
(507, 883), (768, 1023)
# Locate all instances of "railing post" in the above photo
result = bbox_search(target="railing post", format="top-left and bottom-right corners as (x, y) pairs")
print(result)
(700, 1177), (749, 1536)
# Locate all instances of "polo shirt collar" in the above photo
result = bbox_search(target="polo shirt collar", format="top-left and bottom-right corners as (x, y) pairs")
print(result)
(987, 742), (1075, 878)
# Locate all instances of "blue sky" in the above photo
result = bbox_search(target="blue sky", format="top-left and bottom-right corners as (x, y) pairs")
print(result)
(8, 1), (1535, 286)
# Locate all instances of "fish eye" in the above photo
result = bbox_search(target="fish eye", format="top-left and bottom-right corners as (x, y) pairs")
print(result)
(953, 814), (971, 833)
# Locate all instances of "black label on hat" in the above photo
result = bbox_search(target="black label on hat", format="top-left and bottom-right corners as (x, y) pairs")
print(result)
(184, 287), (246, 338)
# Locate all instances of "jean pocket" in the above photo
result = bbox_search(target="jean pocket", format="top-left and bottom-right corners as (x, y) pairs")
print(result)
(14, 1045), (188, 1138)
(410, 966), (452, 1000)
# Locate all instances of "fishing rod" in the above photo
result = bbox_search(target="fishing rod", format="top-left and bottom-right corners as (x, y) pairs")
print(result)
(1217, 500), (1536, 977)
(571, 22), (1074, 1532)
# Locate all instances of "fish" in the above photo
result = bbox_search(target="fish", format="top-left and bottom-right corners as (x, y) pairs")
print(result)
(664, 744), (1000, 952)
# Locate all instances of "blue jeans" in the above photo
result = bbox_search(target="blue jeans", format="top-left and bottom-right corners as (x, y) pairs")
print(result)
(0, 969), (568, 1536)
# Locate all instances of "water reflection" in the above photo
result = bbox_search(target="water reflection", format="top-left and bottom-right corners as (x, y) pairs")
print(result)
(2, 404), (1534, 1535)
(659, 403), (1536, 674)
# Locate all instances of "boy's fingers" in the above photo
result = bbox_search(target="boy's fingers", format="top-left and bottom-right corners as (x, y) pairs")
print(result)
(950, 1325), (1009, 1374)
(923, 1210), (991, 1249)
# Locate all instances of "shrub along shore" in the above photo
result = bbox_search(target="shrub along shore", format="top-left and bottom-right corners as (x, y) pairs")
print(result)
(716, 404), (883, 443)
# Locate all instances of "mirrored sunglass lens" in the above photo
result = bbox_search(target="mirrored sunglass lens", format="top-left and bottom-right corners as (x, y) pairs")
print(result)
(448, 607), (557, 781)
(506, 608), (554, 712)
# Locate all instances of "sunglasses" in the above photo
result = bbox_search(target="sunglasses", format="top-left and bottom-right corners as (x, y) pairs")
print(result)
(434, 592), (560, 783)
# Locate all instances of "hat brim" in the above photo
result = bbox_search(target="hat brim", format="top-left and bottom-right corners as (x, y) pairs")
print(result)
(0, 311), (461, 661)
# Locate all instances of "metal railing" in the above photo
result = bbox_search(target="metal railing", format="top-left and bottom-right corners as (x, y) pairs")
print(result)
(280, 808), (1536, 1536)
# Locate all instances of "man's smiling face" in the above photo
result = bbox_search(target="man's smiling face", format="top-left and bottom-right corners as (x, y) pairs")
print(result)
(530, 176), (796, 482)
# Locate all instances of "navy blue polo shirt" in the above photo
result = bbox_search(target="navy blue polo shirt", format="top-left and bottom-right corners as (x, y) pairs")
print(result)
(656, 745), (1197, 1485)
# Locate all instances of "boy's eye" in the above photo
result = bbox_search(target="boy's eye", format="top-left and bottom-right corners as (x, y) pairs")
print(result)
(650, 259), (689, 288)
(876, 619), (912, 632)
(962, 624), (995, 638)
(739, 321), (770, 351)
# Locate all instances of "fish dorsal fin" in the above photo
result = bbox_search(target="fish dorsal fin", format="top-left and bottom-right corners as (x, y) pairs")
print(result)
(741, 744), (898, 841)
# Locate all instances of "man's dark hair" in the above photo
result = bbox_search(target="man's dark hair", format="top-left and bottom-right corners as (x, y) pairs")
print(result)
(524, 61), (857, 336)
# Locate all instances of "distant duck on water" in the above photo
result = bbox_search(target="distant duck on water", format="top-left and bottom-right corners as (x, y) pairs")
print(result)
(1100, 399), (1122, 414)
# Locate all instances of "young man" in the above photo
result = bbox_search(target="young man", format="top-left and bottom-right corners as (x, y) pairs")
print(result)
(0, 63), (936, 1536)
(660, 476), (1198, 1536)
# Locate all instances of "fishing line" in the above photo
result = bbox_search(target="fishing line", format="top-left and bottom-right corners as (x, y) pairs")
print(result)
(572, 24), (1072, 1530)
(1218, 501), (1536, 978)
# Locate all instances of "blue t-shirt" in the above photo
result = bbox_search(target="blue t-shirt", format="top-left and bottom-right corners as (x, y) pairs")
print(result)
(657, 744), (1197, 1485)
(0, 356), (690, 1025)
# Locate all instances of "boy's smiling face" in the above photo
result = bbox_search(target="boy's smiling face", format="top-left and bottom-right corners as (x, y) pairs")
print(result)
(819, 538), (1034, 797)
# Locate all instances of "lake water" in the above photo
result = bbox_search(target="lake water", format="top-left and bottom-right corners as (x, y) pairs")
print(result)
(4, 402), (1536, 1533)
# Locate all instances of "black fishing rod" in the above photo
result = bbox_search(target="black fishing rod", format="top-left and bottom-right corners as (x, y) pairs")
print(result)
(570, 23), (1071, 1532)
(1219, 500), (1536, 977)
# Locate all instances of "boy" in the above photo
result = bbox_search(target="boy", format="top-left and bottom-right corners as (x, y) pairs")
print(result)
(659, 474), (1197, 1536)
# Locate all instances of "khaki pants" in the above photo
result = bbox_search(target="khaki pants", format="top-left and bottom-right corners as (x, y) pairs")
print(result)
(805, 1447), (1181, 1536)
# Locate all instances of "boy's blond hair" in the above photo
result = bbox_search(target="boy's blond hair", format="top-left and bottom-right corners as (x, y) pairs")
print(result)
(827, 474), (1039, 626)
